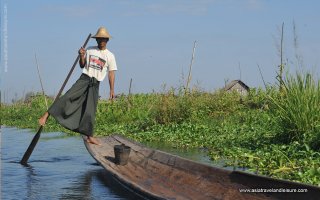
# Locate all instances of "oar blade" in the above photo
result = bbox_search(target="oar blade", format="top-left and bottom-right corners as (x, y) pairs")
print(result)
(20, 126), (43, 165)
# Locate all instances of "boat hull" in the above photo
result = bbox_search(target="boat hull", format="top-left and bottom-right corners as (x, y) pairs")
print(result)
(83, 135), (320, 200)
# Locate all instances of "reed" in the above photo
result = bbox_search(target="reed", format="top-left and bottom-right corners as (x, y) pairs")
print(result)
(270, 72), (320, 149)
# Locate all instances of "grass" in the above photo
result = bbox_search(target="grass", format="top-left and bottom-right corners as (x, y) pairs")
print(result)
(269, 72), (320, 149)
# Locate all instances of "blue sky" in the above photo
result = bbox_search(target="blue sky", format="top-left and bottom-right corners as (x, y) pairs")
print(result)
(1, 0), (319, 103)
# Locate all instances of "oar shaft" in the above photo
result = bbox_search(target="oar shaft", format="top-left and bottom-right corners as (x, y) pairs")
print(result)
(55, 34), (91, 100)
(20, 33), (92, 165)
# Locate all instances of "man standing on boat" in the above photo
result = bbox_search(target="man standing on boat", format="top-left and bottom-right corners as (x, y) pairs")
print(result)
(38, 27), (117, 145)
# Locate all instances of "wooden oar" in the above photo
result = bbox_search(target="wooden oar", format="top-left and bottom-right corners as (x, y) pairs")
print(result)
(20, 33), (92, 165)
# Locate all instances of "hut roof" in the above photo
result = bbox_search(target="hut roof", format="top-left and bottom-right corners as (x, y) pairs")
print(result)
(223, 80), (250, 91)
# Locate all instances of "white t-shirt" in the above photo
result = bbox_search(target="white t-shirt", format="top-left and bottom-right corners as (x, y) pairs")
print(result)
(82, 46), (117, 81)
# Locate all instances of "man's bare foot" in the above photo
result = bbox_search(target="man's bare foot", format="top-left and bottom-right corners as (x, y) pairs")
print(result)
(86, 136), (101, 145)
(39, 112), (49, 126)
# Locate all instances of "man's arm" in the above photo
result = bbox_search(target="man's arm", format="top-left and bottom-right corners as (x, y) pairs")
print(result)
(108, 70), (115, 99)
(78, 47), (86, 68)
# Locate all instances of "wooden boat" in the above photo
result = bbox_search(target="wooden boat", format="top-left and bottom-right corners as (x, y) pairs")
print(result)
(83, 134), (320, 200)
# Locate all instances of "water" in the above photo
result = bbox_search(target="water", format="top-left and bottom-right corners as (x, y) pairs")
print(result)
(1, 127), (227, 200)
(144, 141), (214, 166)
(143, 141), (238, 171)
(1, 127), (144, 200)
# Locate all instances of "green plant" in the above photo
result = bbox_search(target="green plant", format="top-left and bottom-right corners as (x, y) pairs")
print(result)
(269, 72), (320, 149)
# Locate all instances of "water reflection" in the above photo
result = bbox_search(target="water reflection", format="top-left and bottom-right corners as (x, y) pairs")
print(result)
(25, 165), (40, 200)
(1, 127), (145, 200)
(59, 169), (145, 200)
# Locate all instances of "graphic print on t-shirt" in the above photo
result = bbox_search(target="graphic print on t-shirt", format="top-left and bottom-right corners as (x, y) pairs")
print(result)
(89, 55), (106, 71)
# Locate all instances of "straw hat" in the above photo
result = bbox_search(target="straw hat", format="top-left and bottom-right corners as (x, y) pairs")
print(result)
(92, 27), (111, 39)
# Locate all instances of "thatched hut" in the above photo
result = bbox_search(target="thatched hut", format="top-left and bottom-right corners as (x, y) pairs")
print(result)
(223, 80), (250, 96)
